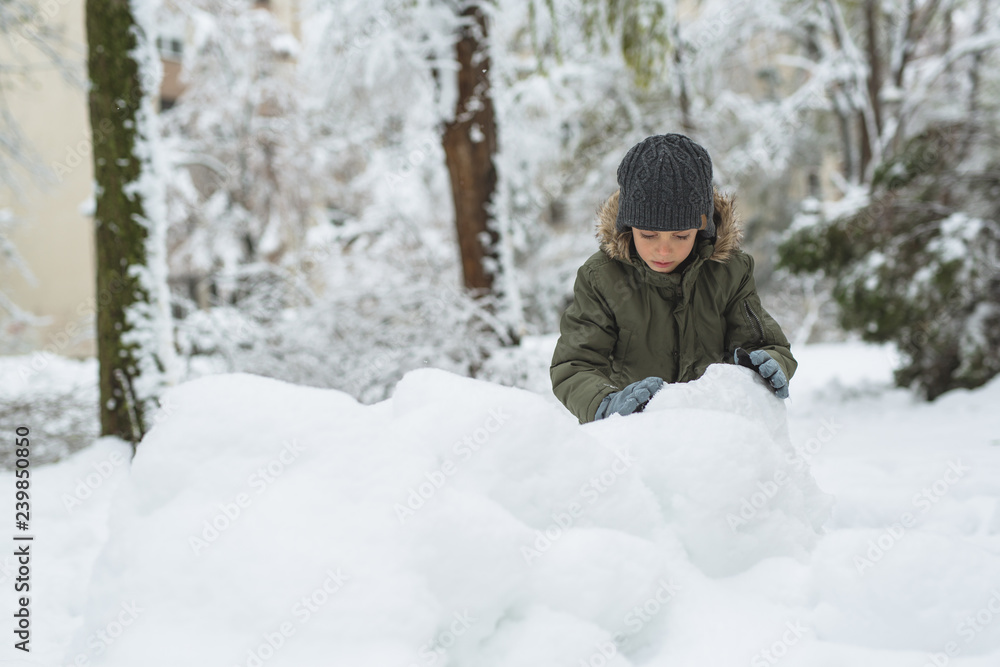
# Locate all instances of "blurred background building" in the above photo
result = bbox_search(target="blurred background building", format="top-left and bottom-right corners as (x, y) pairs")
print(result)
(0, 0), (300, 356)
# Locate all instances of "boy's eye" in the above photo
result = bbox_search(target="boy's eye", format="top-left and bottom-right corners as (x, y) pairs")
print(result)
(640, 233), (656, 239)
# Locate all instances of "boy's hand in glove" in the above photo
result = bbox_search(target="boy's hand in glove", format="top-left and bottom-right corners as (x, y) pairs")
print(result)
(734, 347), (789, 399)
(595, 377), (664, 419)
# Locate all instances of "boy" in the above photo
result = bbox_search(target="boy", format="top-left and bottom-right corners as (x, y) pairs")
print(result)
(550, 134), (796, 423)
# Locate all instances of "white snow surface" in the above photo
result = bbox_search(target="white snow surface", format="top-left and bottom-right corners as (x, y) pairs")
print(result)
(6, 341), (1000, 666)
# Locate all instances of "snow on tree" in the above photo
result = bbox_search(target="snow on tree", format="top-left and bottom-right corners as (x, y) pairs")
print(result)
(86, 0), (176, 444)
(300, 0), (506, 299)
(158, 0), (515, 399)
(156, 0), (1000, 402)
(161, 0), (316, 305)
(778, 0), (1000, 399)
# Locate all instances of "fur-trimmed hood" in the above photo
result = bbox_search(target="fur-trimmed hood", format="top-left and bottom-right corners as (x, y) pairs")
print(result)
(595, 189), (743, 264)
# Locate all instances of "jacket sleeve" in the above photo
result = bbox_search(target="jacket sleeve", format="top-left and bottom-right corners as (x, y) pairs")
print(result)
(723, 253), (797, 383)
(550, 264), (622, 423)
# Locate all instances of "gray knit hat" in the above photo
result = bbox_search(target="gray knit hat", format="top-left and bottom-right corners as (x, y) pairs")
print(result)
(615, 133), (715, 238)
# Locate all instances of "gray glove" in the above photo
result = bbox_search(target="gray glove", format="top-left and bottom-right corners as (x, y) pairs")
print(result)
(595, 377), (664, 419)
(734, 347), (789, 399)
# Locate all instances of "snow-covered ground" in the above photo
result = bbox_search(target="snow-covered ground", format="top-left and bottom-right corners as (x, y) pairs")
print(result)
(3, 339), (1000, 666)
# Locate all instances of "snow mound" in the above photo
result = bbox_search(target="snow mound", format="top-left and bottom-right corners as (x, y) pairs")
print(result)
(589, 364), (831, 576)
(67, 366), (829, 666)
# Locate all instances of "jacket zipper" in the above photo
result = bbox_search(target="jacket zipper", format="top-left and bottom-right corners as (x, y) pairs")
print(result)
(743, 300), (765, 345)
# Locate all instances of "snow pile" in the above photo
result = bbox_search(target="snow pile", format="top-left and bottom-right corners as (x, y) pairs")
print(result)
(66, 364), (829, 666)
(603, 364), (831, 577)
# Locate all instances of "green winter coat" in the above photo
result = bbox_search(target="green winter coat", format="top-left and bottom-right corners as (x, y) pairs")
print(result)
(550, 189), (797, 423)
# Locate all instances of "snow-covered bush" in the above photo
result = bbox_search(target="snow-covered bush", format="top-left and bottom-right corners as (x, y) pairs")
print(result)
(0, 356), (99, 468)
(774, 0), (1000, 398)
(779, 126), (1000, 398)
(173, 257), (513, 402)
(162, 0), (316, 285)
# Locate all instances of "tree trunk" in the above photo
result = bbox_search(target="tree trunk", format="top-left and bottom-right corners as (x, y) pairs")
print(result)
(671, 19), (694, 135)
(442, 3), (499, 293)
(834, 92), (856, 183)
(860, 0), (882, 176)
(958, 0), (988, 160)
(86, 0), (172, 446)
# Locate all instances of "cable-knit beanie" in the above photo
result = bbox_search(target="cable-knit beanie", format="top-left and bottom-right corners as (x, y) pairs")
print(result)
(615, 133), (716, 238)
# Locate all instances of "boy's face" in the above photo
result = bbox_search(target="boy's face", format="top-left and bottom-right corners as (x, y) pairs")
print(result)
(632, 228), (698, 273)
